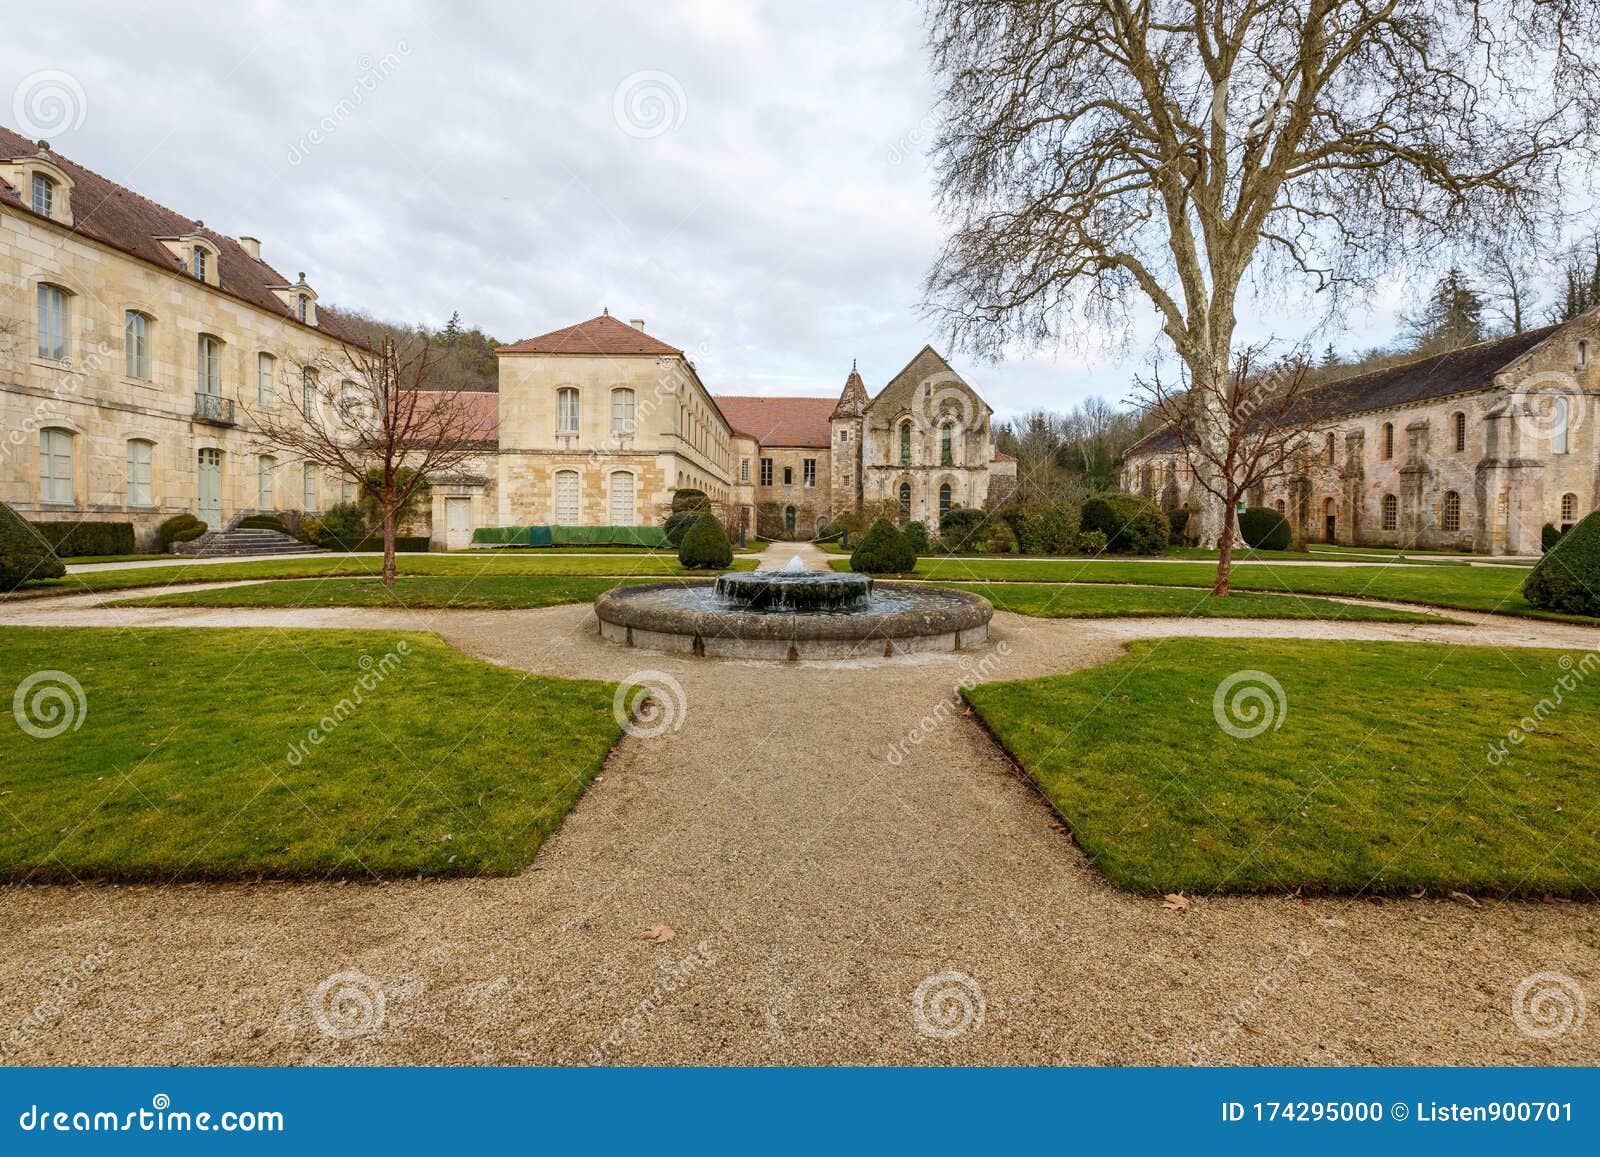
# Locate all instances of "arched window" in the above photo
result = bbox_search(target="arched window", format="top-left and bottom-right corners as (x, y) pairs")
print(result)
(899, 422), (912, 466)
(257, 455), (276, 511)
(610, 388), (636, 434)
(124, 311), (153, 380)
(197, 334), (223, 395)
(1452, 412), (1466, 453)
(609, 471), (636, 525)
(898, 481), (912, 520)
(1381, 493), (1398, 531)
(557, 387), (580, 434)
(1324, 432), (1336, 464)
(1441, 490), (1461, 533)
(39, 428), (74, 505)
(784, 505), (797, 534)
(126, 439), (154, 508)
(1381, 422), (1394, 460)
(553, 469), (580, 525)
(1561, 492), (1578, 524)
(257, 352), (277, 407)
(303, 462), (319, 512)
(1552, 395), (1569, 455)
(1275, 499), (1286, 514)
(36, 283), (71, 361)
(940, 422), (954, 466)
(939, 482), (953, 516)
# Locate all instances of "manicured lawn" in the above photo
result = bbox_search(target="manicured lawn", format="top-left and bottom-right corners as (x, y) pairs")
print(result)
(115, 575), (683, 610)
(965, 639), (1600, 896)
(837, 556), (1589, 621)
(54, 553), (170, 564)
(6, 552), (755, 600)
(0, 628), (621, 880)
(939, 582), (1447, 622)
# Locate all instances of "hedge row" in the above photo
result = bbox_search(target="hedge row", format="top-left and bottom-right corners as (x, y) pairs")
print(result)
(28, 520), (136, 558)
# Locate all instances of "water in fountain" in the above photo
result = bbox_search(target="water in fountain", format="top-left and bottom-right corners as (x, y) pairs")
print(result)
(713, 555), (874, 612)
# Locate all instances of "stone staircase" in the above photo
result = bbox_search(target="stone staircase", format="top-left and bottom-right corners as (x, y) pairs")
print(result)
(173, 527), (331, 558)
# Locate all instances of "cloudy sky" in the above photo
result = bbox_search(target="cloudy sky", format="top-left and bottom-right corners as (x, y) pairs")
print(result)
(9, 1), (1440, 419)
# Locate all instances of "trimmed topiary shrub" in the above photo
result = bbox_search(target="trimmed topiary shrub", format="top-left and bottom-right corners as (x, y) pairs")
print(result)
(1542, 522), (1564, 553)
(938, 506), (988, 551)
(663, 510), (699, 547)
(0, 501), (65, 588)
(1237, 506), (1292, 551)
(901, 520), (930, 556)
(671, 489), (711, 514)
(1167, 508), (1191, 545)
(983, 522), (1018, 554)
(1523, 510), (1600, 616)
(28, 520), (137, 557)
(304, 502), (367, 550)
(1080, 493), (1170, 555)
(157, 513), (207, 550)
(678, 513), (733, 570)
(236, 514), (288, 533)
(850, 517), (916, 574)
(996, 502), (1080, 555)
(1074, 529), (1108, 554)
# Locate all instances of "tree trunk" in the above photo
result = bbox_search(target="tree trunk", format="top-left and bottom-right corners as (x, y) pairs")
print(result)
(1213, 503), (1237, 597)
(381, 508), (397, 586)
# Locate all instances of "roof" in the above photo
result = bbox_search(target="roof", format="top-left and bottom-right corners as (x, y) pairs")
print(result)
(832, 364), (869, 419)
(713, 395), (837, 448)
(410, 390), (499, 445)
(992, 451), (1016, 463)
(498, 313), (682, 356)
(1128, 324), (1562, 456)
(0, 125), (365, 346)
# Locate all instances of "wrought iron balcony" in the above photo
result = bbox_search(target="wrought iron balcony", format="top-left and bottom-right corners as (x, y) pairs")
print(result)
(194, 392), (235, 425)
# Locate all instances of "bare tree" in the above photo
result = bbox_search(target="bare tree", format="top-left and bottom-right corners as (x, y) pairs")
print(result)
(1479, 246), (1538, 334)
(923, 0), (1599, 547)
(1135, 350), (1319, 595)
(240, 329), (492, 584)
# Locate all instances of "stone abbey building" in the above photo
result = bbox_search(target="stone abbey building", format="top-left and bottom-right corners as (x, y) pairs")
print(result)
(1, 127), (1012, 549)
(1121, 319), (1600, 555)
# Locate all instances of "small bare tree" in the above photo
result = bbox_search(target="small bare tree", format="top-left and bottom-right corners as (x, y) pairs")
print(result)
(1136, 349), (1319, 596)
(241, 329), (491, 584)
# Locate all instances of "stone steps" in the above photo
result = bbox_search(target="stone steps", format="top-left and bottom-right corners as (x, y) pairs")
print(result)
(174, 528), (330, 558)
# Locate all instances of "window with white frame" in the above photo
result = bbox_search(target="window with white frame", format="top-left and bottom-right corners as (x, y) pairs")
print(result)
(803, 458), (816, 487)
(341, 477), (356, 505)
(36, 284), (70, 361)
(126, 440), (154, 507)
(1552, 395), (1570, 454)
(39, 428), (74, 504)
(557, 387), (580, 433)
(197, 335), (222, 394)
(302, 368), (318, 414)
(192, 247), (207, 280)
(31, 173), (56, 217)
(257, 455), (276, 511)
(124, 311), (152, 380)
(759, 457), (773, 486)
(297, 294), (310, 323)
(257, 352), (276, 407)
(611, 388), (636, 434)
(303, 462), (319, 512)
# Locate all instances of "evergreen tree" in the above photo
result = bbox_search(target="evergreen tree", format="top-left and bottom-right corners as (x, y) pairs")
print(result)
(1405, 268), (1484, 351)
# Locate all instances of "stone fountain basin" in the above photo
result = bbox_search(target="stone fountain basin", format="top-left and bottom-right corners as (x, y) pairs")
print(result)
(594, 579), (993, 660)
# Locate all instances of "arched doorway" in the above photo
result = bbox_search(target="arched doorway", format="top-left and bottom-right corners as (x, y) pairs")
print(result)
(784, 505), (796, 535)
(1323, 496), (1336, 543)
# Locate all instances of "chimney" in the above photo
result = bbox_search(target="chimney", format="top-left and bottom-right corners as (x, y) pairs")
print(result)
(630, 318), (646, 331)
(238, 236), (261, 261)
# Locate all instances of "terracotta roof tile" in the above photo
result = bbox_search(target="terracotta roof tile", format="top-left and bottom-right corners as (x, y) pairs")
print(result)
(0, 124), (366, 346)
(713, 395), (836, 448)
(498, 313), (682, 356)
(411, 390), (499, 445)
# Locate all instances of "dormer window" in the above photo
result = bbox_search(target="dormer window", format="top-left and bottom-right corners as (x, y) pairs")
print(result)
(192, 247), (208, 280)
(31, 173), (55, 217)
(297, 294), (309, 323)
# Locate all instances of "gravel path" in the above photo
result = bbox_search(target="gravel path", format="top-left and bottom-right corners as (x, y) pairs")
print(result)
(1, 597), (1597, 1065)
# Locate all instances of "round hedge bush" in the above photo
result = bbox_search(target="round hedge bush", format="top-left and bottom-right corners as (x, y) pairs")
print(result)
(0, 501), (65, 589)
(1542, 522), (1565, 553)
(156, 513), (208, 550)
(663, 509), (699, 548)
(938, 506), (987, 551)
(901, 519), (930, 556)
(677, 513), (733, 570)
(1523, 510), (1600, 616)
(1236, 506), (1292, 551)
(996, 502), (1079, 555)
(1079, 493), (1170, 554)
(849, 517), (916, 574)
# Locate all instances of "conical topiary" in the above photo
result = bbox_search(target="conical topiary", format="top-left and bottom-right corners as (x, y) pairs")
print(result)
(1523, 509), (1600, 616)
(0, 501), (65, 589)
(849, 517), (916, 574)
(677, 512), (733, 570)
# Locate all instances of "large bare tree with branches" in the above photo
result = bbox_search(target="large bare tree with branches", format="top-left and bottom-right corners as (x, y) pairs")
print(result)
(923, 0), (1599, 546)
(1136, 348), (1320, 594)
(241, 329), (491, 584)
